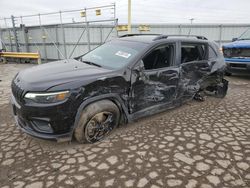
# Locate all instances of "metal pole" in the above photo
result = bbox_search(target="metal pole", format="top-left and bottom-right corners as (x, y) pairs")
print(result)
(39, 14), (47, 62)
(128, 0), (131, 34)
(86, 21), (91, 51)
(178, 24), (182, 35)
(21, 24), (29, 52)
(60, 11), (67, 58)
(115, 19), (118, 37)
(113, 4), (118, 37)
(113, 3), (116, 20)
(4, 18), (13, 51)
(11, 15), (19, 52)
(219, 25), (222, 47)
(43, 26), (65, 60)
(69, 27), (86, 58)
(55, 26), (60, 59)
(100, 26), (103, 44)
(0, 28), (8, 51)
(20, 16), (23, 24)
(104, 26), (115, 42)
(188, 18), (194, 36)
(85, 8), (87, 22)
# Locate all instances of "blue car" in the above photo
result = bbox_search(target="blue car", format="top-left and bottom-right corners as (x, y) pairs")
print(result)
(223, 29), (250, 75)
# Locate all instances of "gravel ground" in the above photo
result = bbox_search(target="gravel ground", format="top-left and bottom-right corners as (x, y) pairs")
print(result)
(0, 63), (250, 188)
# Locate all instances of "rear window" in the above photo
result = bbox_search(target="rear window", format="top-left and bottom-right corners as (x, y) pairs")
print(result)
(181, 43), (207, 63)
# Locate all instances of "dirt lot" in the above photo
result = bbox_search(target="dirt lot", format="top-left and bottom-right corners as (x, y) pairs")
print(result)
(0, 63), (250, 188)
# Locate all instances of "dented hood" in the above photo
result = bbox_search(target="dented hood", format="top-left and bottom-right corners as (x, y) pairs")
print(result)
(16, 59), (113, 91)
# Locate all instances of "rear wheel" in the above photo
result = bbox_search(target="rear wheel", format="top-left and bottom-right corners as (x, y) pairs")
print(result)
(74, 100), (120, 144)
(215, 79), (228, 98)
(205, 79), (228, 98)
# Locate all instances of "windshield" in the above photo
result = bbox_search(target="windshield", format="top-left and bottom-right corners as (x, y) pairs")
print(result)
(80, 40), (146, 69)
(238, 29), (250, 40)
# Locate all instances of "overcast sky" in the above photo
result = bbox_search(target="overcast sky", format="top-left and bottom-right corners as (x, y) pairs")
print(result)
(1, 0), (250, 25)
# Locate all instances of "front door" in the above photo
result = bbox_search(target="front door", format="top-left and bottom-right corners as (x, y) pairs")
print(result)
(130, 43), (179, 113)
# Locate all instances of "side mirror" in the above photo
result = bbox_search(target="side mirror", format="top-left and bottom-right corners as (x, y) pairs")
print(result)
(232, 38), (238, 42)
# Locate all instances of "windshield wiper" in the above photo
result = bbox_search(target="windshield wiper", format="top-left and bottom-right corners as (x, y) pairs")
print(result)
(81, 60), (102, 68)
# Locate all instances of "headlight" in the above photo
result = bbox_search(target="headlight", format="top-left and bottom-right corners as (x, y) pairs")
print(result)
(24, 91), (70, 103)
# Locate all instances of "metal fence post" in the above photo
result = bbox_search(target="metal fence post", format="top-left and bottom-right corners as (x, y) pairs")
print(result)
(86, 21), (91, 51)
(113, 3), (116, 21)
(178, 24), (182, 35)
(38, 14), (47, 62)
(11, 15), (19, 52)
(21, 24), (29, 52)
(4, 18), (13, 51)
(113, 3), (118, 37)
(59, 11), (67, 59)
(100, 25), (103, 44)
(20, 16), (23, 24)
(219, 24), (223, 47)
(55, 26), (60, 59)
(115, 19), (118, 37)
(0, 26), (6, 50)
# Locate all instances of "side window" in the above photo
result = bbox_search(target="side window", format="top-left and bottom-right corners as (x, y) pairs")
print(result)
(208, 46), (217, 60)
(142, 44), (174, 70)
(181, 43), (207, 63)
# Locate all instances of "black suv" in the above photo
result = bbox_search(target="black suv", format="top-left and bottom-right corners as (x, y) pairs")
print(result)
(11, 34), (228, 143)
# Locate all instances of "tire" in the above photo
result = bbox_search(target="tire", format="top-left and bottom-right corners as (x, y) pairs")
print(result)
(215, 79), (228, 98)
(74, 100), (120, 144)
(204, 79), (228, 98)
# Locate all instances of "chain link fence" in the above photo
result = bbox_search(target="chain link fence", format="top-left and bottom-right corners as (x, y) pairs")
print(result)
(0, 4), (250, 63)
(0, 4), (118, 62)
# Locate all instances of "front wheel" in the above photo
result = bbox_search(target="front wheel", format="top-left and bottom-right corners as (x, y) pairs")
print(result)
(74, 100), (120, 144)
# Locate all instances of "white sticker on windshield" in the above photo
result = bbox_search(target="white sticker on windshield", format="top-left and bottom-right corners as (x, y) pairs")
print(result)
(115, 51), (131, 58)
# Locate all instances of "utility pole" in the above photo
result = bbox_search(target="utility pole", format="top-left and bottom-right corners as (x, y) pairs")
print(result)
(128, 0), (131, 33)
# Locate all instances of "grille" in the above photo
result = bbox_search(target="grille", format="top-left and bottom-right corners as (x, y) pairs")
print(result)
(223, 48), (250, 58)
(11, 80), (24, 103)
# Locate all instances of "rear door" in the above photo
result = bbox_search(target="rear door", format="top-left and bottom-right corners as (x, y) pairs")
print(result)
(178, 42), (211, 98)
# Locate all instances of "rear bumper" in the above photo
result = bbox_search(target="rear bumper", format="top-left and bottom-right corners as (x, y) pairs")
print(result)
(11, 94), (73, 142)
(225, 58), (250, 74)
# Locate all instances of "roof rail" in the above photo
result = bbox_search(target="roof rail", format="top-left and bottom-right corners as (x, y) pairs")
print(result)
(153, 35), (208, 41)
(119, 33), (161, 38)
